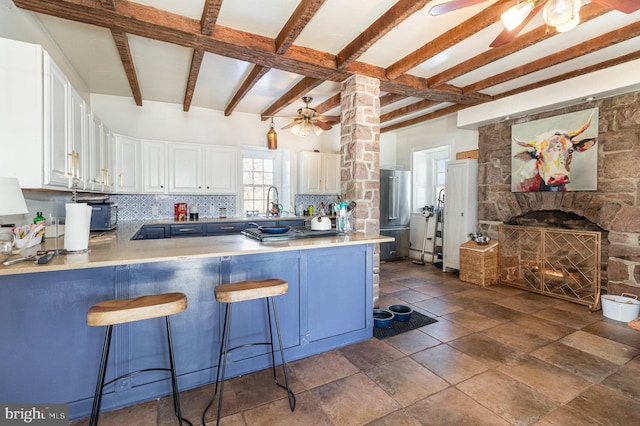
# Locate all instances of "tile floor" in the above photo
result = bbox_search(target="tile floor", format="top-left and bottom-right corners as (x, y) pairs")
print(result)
(72, 260), (640, 425)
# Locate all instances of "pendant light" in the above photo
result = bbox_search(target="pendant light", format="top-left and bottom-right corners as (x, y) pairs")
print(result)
(267, 117), (278, 150)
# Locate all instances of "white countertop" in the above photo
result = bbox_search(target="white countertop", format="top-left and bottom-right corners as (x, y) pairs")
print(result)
(0, 222), (393, 276)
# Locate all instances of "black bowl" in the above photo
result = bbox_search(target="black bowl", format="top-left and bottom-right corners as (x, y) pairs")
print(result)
(373, 309), (394, 328)
(388, 305), (413, 322)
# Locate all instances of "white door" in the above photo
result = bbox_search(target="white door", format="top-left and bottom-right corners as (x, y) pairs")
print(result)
(299, 151), (323, 194)
(43, 57), (70, 188)
(322, 153), (341, 194)
(68, 87), (86, 188)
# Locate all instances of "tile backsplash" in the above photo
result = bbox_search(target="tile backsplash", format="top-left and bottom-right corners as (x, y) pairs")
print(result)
(10, 191), (343, 227)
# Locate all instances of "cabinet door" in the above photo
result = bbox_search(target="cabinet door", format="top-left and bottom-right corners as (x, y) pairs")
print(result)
(204, 146), (237, 194)
(322, 153), (341, 194)
(43, 57), (70, 188)
(100, 124), (114, 193)
(168, 143), (203, 193)
(142, 140), (167, 193)
(298, 151), (323, 194)
(87, 112), (101, 191)
(114, 134), (141, 193)
(68, 86), (86, 188)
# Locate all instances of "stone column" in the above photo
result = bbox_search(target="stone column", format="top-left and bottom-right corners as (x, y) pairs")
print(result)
(340, 74), (381, 307)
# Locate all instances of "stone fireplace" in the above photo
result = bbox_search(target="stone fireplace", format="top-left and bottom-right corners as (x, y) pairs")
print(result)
(476, 90), (640, 297)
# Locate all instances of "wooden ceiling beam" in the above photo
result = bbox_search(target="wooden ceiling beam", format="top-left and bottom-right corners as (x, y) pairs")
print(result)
(385, 0), (513, 80)
(381, 103), (480, 133)
(98, 0), (115, 10)
(261, 77), (324, 120)
(380, 93), (407, 107)
(13, 0), (480, 105)
(381, 98), (442, 123)
(428, 2), (611, 88)
(495, 50), (640, 100)
(336, 0), (433, 69)
(275, 0), (326, 54)
(110, 28), (142, 106)
(314, 93), (341, 115)
(201, 0), (223, 35)
(464, 21), (640, 94)
(224, 64), (271, 116)
(183, 49), (205, 112)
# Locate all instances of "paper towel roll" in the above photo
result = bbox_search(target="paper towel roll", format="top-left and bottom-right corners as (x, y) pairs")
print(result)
(64, 203), (92, 252)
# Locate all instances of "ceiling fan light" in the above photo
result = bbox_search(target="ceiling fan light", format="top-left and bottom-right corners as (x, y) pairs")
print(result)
(314, 125), (324, 136)
(555, 12), (580, 32)
(267, 118), (277, 150)
(543, 0), (580, 28)
(291, 123), (301, 136)
(500, 1), (534, 32)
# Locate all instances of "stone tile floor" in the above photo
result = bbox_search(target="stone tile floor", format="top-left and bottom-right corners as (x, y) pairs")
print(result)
(72, 260), (640, 425)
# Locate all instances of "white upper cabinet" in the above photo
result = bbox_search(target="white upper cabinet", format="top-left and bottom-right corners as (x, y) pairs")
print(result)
(204, 146), (237, 194)
(168, 143), (203, 194)
(87, 112), (113, 192)
(114, 134), (141, 193)
(142, 140), (167, 193)
(298, 151), (341, 195)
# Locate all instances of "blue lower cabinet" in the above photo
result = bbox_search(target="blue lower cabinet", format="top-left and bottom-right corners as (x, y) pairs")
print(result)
(0, 244), (373, 420)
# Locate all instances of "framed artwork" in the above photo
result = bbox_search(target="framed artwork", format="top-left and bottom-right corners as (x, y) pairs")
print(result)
(511, 108), (598, 192)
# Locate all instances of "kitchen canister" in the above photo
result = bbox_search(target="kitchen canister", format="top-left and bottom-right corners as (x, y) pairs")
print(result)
(64, 203), (92, 252)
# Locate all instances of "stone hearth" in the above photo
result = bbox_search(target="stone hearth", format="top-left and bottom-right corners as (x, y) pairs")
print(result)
(476, 90), (640, 297)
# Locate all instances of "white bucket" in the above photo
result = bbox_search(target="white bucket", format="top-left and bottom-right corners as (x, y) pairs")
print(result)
(601, 293), (640, 322)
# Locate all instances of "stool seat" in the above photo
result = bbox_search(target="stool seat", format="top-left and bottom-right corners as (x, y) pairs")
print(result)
(87, 292), (187, 326)
(215, 279), (287, 303)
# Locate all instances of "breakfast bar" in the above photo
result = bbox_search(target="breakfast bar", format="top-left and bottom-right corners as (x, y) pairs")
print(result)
(0, 225), (391, 420)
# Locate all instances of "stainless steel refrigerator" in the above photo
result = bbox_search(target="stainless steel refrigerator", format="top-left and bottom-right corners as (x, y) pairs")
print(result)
(379, 169), (411, 261)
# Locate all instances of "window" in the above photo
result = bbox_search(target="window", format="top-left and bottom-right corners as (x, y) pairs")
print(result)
(412, 146), (449, 211)
(241, 148), (289, 215)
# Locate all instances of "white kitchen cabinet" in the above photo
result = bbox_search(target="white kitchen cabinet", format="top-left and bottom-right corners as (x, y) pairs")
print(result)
(1, 38), (90, 191)
(204, 146), (237, 194)
(443, 159), (478, 272)
(114, 134), (141, 193)
(87, 112), (113, 192)
(298, 151), (341, 195)
(142, 140), (167, 193)
(168, 143), (204, 194)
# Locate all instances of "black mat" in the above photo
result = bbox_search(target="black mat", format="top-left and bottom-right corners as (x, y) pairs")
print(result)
(373, 311), (438, 339)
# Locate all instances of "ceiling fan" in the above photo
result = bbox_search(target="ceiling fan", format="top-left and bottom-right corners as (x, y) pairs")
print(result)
(429, 0), (640, 47)
(280, 97), (340, 137)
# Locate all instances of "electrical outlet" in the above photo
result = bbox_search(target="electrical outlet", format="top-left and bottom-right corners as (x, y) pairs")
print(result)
(151, 206), (159, 216)
(210, 205), (216, 214)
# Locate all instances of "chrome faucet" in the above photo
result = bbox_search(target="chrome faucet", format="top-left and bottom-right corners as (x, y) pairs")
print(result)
(266, 186), (279, 217)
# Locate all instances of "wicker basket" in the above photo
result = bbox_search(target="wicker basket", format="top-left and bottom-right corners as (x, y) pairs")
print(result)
(459, 240), (499, 286)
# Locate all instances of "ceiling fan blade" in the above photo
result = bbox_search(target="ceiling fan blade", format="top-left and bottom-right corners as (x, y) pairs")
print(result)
(314, 120), (332, 131)
(490, 2), (545, 48)
(592, 0), (640, 14)
(281, 120), (300, 130)
(429, 0), (492, 16)
(317, 115), (340, 121)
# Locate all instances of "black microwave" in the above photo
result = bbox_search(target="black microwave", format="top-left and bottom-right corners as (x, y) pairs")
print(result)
(88, 203), (118, 231)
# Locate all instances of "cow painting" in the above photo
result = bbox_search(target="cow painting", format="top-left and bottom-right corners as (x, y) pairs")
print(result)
(511, 108), (598, 192)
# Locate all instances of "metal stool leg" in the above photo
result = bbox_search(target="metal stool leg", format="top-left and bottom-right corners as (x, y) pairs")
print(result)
(165, 316), (192, 426)
(268, 297), (296, 411)
(89, 325), (113, 426)
(202, 302), (232, 426)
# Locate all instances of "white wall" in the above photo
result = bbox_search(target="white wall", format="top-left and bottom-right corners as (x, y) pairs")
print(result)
(394, 114), (479, 169)
(0, 0), (89, 97)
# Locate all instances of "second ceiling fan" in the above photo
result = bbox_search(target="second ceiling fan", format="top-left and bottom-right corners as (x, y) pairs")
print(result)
(429, 0), (640, 47)
(281, 97), (340, 137)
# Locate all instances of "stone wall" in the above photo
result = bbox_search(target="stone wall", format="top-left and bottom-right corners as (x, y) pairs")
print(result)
(340, 74), (381, 306)
(477, 90), (640, 295)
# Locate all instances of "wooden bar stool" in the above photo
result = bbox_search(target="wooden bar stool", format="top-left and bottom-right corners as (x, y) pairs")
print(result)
(86, 292), (192, 426)
(202, 279), (296, 425)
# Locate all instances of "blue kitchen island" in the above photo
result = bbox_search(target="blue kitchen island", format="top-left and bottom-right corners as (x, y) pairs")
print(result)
(0, 225), (390, 420)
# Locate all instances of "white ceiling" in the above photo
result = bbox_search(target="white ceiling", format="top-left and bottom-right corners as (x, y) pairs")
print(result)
(22, 0), (640, 127)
